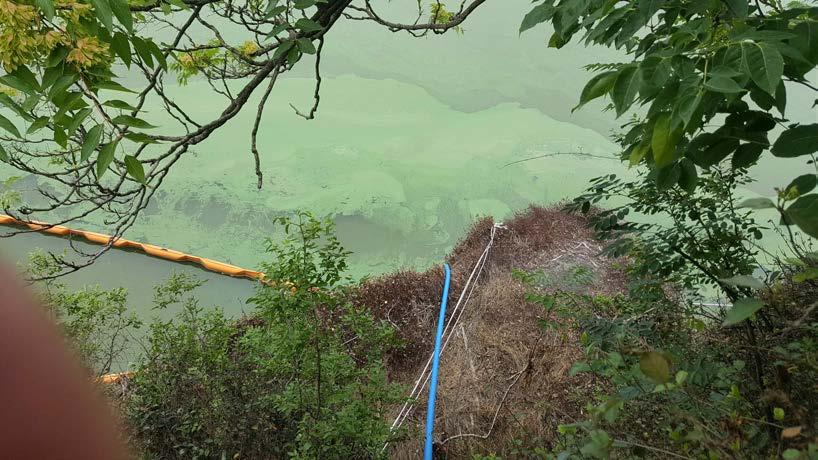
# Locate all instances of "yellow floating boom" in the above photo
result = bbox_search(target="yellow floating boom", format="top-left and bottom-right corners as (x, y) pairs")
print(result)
(0, 214), (266, 282)
(96, 371), (134, 385)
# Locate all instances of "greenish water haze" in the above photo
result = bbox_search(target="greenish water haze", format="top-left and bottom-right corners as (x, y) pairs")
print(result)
(0, 0), (814, 333)
(123, 75), (618, 276)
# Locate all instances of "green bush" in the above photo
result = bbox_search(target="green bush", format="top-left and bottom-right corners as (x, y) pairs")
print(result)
(125, 212), (402, 459)
(25, 249), (141, 377)
(514, 250), (818, 459)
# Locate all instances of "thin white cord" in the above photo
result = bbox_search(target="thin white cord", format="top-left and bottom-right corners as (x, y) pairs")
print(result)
(382, 223), (503, 452)
(388, 244), (489, 433)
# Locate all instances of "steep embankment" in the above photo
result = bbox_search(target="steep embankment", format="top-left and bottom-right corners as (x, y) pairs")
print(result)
(354, 205), (628, 458)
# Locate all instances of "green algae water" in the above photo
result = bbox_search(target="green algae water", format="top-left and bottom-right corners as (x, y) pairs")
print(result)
(0, 73), (619, 295)
(0, 0), (813, 349)
(123, 75), (618, 276)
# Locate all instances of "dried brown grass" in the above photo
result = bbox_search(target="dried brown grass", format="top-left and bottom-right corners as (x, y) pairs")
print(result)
(351, 205), (630, 458)
(388, 270), (591, 459)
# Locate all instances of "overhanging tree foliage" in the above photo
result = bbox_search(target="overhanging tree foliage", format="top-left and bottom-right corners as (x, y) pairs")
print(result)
(520, 0), (818, 240)
(0, 0), (488, 277)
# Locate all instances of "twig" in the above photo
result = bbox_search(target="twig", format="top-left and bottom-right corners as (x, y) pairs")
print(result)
(502, 151), (617, 168)
(289, 37), (325, 120)
(250, 68), (282, 189)
(614, 439), (694, 460)
(440, 347), (533, 445)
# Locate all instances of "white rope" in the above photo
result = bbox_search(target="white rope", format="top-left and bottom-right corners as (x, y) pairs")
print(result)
(382, 223), (504, 452)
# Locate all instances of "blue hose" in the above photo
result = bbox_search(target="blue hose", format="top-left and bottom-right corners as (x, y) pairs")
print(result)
(424, 263), (452, 460)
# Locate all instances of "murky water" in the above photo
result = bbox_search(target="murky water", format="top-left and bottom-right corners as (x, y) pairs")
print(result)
(0, 0), (814, 330)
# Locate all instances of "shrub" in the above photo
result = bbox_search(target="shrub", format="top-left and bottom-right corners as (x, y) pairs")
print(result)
(24, 250), (141, 377)
(514, 250), (818, 459)
(125, 212), (402, 459)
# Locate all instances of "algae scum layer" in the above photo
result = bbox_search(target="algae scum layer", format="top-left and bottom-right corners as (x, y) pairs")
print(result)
(126, 75), (617, 277)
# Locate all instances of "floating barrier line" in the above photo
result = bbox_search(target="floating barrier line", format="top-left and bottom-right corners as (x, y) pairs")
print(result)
(96, 371), (134, 385)
(0, 214), (266, 282)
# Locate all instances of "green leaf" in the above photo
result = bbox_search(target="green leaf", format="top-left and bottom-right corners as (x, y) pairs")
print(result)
(102, 99), (138, 111)
(124, 155), (145, 183)
(570, 361), (592, 376)
(168, 0), (188, 9)
(687, 133), (739, 168)
(786, 194), (818, 238)
(732, 30), (796, 42)
(295, 18), (323, 32)
(296, 38), (316, 54)
(793, 267), (818, 283)
(111, 32), (132, 68)
(723, 298), (764, 326)
(656, 163), (680, 190)
(81, 124), (104, 161)
(791, 20), (818, 65)
(737, 197), (775, 209)
(580, 430), (611, 459)
(265, 5), (287, 20)
(264, 0), (279, 15)
(9, 65), (40, 93)
(678, 157), (698, 193)
(286, 46), (301, 66)
(732, 143), (764, 168)
(651, 113), (680, 167)
(672, 89), (702, 130)
(638, 56), (671, 99)
(52, 91), (83, 119)
(721, 275), (765, 289)
(48, 74), (77, 100)
(109, 0), (133, 33)
(273, 41), (295, 61)
(36, 0), (55, 20)
(629, 142), (650, 167)
(611, 65), (641, 116)
(573, 71), (616, 112)
(0, 74), (36, 95)
(65, 107), (92, 136)
(0, 144), (6, 162)
(46, 46), (69, 68)
(782, 449), (801, 460)
(27, 116), (50, 134)
(94, 80), (135, 93)
(89, 0), (114, 30)
(740, 41), (784, 96)
(0, 114), (21, 138)
(112, 115), (157, 129)
(520, 2), (555, 33)
(293, 0), (316, 9)
(639, 352), (670, 383)
(723, 0), (748, 17)
(131, 36), (154, 68)
(704, 75), (744, 93)
(0, 94), (33, 121)
(772, 124), (818, 158)
(785, 174), (817, 197)
(21, 94), (39, 111)
(96, 140), (118, 178)
(144, 39), (167, 70)
(774, 80), (786, 115)
(54, 127), (67, 147)
(269, 23), (289, 37)
(40, 66), (62, 91)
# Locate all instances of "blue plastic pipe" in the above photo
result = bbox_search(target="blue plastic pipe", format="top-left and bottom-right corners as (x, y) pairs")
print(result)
(424, 263), (452, 460)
